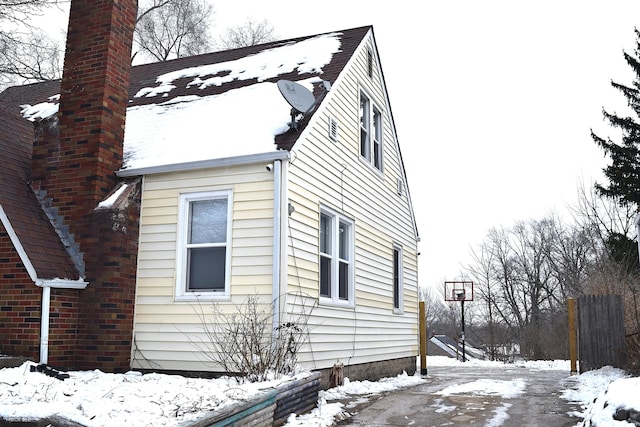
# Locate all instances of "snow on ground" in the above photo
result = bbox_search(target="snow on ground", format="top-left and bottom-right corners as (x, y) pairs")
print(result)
(561, 365), (636, 426)
(285, 371), (427, 426)
(0, 357), (636, 427)
(0, 362), (307, 426)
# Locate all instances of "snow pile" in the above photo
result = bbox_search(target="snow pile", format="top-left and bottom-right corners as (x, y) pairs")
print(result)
(561, 366), (638, 426)
(0, 362), (302, 426)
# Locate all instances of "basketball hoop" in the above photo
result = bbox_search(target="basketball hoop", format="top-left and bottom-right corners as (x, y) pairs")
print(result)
(443, 281), (474, 362)
(444, 281), (474, 302)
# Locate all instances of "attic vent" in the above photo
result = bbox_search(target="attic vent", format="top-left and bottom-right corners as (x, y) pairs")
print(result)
(329, 117), (339, 141)
(367, 49), (373, 78)
(397, 177), (405, 196)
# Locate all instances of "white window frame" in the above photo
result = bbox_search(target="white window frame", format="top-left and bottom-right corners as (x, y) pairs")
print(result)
(175, 190), (233, 301)
(359, 90), (383, 172)
(393, 244), (404, 314)
(319, 207), (355, 306)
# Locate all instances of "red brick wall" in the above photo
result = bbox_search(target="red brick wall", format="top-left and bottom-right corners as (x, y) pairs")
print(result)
(75, 185), (141, 372)
(27, 0), (140, 372)
(0, 228), (40, 360)
(48, 288), (80, 369)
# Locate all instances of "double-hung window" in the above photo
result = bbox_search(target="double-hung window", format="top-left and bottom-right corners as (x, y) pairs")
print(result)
(359, 91), (383, 171)
(176, 190), (232, 299)
(319, 209), (354, 305)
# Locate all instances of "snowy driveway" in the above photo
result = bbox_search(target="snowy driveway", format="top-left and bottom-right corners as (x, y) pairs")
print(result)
(335, 362), (581, 427)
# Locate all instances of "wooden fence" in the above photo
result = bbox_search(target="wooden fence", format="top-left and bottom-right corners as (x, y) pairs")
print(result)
(578, 294), (626, 373)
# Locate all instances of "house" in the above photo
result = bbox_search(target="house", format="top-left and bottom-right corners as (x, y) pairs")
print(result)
(0, 0), (420, 383)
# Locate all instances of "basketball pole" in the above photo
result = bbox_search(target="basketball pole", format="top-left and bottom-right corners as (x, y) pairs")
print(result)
(461, 299), (466, 362)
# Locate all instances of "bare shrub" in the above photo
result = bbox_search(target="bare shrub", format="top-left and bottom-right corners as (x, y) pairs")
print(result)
(192, 294), (315, 382)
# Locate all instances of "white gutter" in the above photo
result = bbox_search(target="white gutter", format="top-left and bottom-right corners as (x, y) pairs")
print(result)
(116, 151), (289, 177)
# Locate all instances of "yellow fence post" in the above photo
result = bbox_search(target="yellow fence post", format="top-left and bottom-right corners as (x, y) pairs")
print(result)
(419, 301), (427, 375)
(568, 298), (578, 375)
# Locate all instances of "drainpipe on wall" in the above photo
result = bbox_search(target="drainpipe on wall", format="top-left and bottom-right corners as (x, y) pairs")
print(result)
(272, 159), (282, 331)
(39, 285), (51, 364)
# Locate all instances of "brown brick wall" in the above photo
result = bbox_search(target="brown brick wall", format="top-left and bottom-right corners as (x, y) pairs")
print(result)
(48, 288), (80, 369)
(75, 187), (141, 372)
(0, 229), (40, 360)
(26, 0), (139, 372)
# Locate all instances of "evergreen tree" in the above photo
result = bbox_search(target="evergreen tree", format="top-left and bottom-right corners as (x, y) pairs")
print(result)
(592, 28), (640, 209)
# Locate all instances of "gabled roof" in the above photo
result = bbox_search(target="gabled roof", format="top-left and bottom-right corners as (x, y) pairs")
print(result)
(20, 26), (372, 173)
(0, 26), (372, 282)
(0, 88), (80, 282)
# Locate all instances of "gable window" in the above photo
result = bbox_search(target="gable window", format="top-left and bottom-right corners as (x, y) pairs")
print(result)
(393, 245), (403, 313)
(373, 107), (382, 170)
(176, 190), (232, 299)
(359, 93), (371, 162)
(319, 209), (354, 305)
(359, 91), (383, 171)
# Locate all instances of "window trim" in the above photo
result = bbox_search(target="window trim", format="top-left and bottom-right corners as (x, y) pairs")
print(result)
(393, 244), (404, 314)
(319, 207), (355, 307)
(175, 190), (233, 301)
(359, 89), (383, 172)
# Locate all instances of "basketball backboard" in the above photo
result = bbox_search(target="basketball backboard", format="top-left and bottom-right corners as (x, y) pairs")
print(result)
(444, 281), (474, 302)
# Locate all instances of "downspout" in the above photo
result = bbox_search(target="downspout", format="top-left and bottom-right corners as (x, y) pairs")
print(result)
(272, 159), (283, 331)
(40, 284), (51, 364)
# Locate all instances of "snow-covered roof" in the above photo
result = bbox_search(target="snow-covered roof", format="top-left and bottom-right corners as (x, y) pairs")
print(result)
(18, 28), (372, 173)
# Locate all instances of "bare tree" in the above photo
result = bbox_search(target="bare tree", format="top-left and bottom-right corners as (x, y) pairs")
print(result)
(0, 0), (64, 87)
(466, 243), (501, 359)
(465, 217), (581, 360)
(219, 18), (276, 49)
(0, 0), (60, 25)
(134, 0), (213, 62)
(0, 31), (62, 85)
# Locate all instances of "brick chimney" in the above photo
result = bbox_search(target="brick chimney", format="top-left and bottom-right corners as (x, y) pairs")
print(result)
(47, 0), (136, 207)
(30, 0), (140, 371)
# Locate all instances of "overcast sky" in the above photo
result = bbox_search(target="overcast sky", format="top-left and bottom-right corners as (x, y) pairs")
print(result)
(40, 0), (640, 294)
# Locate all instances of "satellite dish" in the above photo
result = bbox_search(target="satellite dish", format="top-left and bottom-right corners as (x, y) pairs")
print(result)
(277, 79), (331, 131)
(277, 80), (316, 114)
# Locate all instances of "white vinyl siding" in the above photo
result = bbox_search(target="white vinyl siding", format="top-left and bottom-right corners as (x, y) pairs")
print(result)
(132, 164), (276, 372)
(285, 33), (419, 370)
